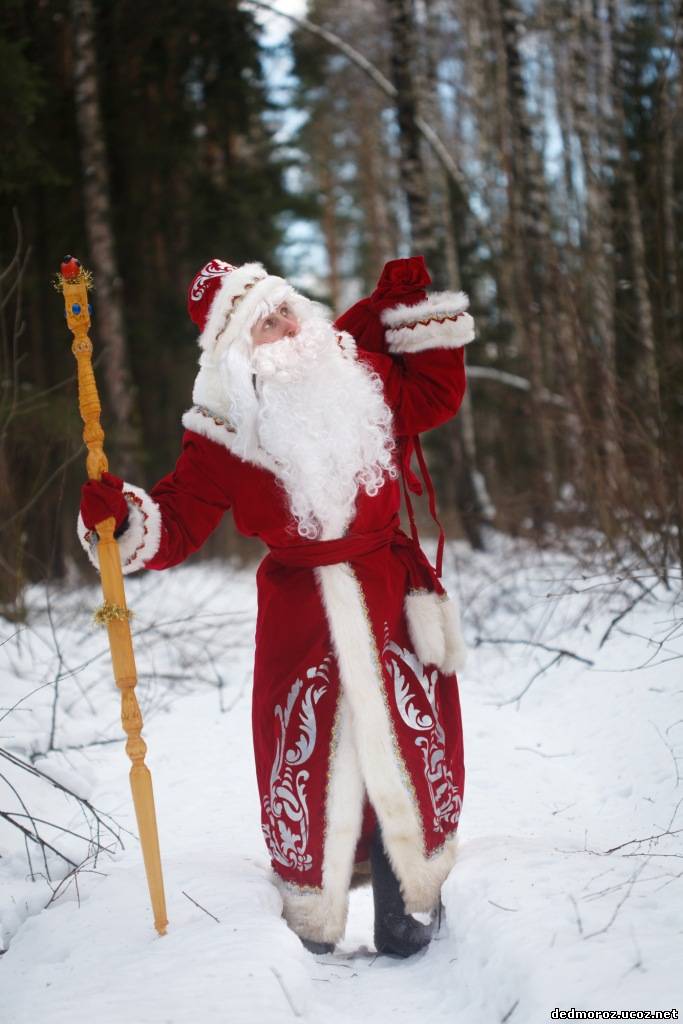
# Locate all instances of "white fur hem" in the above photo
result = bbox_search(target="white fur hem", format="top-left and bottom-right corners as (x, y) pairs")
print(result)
(76, 482), (162, 575)
(275, 694), (365, 945)
(315, 563), (459, 914)
(405, 590), (467, 676)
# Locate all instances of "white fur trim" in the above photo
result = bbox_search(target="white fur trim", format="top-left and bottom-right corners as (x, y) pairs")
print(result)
(440, 592), (468, 675)
(404, 590), (468, 676)
(315, 563), (458, 915)
(405, 590), (447, 668)
(386, 312), (475, 354)
(181, 406), (281, 477)
(76, 482), (162, 576)
(198, 264), (297, 359)
(190, 355), (234, 425)
(274, 694), (366, 944)
(380, 290), (470, 329)
(380, 291), (475, 354)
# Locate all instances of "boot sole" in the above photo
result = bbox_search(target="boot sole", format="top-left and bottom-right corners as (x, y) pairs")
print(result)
(374, 925), (433, 958)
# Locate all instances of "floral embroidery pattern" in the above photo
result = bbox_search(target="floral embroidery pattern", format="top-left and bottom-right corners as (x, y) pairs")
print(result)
(189, 259), (235, 301)
(382, 635), (462, 834)
(262, 656), (332, 871)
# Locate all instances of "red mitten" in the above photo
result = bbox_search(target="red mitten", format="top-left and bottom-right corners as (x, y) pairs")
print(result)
(369, 255), (432, 313)
(80, 472), (128, 531)
(334, 255), (432, 354)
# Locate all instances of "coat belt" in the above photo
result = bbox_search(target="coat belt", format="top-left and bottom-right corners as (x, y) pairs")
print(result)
(267, 516), (445, 596)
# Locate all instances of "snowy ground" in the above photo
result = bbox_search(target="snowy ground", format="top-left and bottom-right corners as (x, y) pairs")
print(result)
(1, 535), (682, 1023)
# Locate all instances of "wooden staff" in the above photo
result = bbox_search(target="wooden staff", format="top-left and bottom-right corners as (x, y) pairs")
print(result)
(56, 256), (168, 936)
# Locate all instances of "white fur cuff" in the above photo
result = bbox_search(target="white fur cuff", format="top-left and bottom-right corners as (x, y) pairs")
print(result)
(77, 482), (162, 575)
(380, 291), (475, 355)
(405, 590), (467, 676)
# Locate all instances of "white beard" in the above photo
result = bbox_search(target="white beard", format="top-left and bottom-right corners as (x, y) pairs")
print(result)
(227, 312), (397, 540)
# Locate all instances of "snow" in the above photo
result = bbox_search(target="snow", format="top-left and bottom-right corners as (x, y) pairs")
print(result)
(1, 536), (681, 1023)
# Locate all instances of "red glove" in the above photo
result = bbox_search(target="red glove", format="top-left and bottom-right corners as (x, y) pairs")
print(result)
(80, 472), (128, 532)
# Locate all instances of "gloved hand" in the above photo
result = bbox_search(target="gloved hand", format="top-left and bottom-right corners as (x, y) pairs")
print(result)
(80, 471), (129, 532)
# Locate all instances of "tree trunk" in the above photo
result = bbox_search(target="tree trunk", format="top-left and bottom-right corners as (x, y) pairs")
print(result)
(568, 0), (625, 519)
(491, 0), (559, 529)
(420, 0), (491, 548)
(356, 97), (399, 283)
(70, 0), (141, 480)
(624, 163), (660, 423)
(385, 0), (440, 268)
(656, 25), (683, 570)
(318, 148), (343, 311)
(548, 9), (591, 493)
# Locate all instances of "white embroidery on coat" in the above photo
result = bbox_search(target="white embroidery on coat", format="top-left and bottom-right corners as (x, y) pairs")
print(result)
(382, 635), (462, 834)
(262, 655), (332, 871)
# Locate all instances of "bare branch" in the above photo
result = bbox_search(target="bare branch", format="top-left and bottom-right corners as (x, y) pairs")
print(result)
(182, 890), (221, 923)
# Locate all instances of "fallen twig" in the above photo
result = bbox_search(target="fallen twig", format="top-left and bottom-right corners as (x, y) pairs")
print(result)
(583, 858), (651, 938)
(604, 826), (683, 856)
(270, 965), (302, 1018)
(502, 998), (520, 1022)
(182, 890), (220, 923)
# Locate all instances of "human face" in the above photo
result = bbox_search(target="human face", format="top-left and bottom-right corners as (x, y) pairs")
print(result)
(251, 301), (300, 347)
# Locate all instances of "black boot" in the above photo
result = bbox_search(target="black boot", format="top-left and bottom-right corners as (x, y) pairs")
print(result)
(371, 827), (434, 958)
(301, 937), (335, 955)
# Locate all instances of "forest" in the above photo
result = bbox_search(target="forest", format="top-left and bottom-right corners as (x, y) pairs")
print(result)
(1, 0), (680, 620)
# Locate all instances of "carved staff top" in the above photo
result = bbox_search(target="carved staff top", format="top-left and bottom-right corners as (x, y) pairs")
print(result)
(54, 255), (109, 482)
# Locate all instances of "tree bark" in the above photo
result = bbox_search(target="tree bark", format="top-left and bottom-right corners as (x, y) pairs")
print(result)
(357, 106), (399, 280)
(70, 0), (140, 479)
(385, 0), (441, 268)
(421, 0), (491, 547)
(655, 19), (683, 569)
(490, 0), (559, 528)
(568, 0), (625, 517)
(317, 142), (343, 311)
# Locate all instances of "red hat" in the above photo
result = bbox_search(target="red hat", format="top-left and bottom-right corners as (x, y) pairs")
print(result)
(187, 258), (294, 358)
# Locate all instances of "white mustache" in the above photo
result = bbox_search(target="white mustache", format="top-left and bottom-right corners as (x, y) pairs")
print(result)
(251, 326), (324, 384)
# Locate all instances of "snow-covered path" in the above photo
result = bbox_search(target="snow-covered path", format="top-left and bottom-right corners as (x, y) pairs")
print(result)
(1, 542), (681, 1023)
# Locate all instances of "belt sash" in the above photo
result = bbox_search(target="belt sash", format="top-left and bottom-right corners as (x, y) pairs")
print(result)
(268, 516), (445, 596)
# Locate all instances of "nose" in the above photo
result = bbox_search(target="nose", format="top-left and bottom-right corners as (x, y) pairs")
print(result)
(282, 313), (299, 336)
